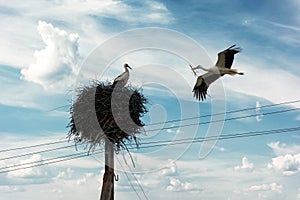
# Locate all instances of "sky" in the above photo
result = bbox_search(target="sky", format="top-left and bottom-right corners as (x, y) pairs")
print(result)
(1, 0), (300, 199)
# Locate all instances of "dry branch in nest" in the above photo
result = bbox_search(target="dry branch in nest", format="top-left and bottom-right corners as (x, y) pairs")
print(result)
(67, 81), (148, 152)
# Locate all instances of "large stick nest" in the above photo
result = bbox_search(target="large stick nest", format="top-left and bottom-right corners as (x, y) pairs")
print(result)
(67, 81), (148, 151)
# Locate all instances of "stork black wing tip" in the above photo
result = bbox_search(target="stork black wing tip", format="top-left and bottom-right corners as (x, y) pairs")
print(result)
(228, 44), (236, 49)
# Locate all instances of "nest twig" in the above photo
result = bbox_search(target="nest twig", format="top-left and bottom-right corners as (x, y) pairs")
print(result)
(67, 81), (148, 151)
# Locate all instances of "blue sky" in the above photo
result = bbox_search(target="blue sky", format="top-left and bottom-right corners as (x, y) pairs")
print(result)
(1, 0), (300, 199)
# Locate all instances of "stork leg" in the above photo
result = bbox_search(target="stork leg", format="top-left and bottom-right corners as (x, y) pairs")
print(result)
(189, 64), (199, 77)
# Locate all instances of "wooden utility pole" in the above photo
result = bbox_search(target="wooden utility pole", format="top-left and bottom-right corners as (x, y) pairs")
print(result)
(100, 138), (114, 200)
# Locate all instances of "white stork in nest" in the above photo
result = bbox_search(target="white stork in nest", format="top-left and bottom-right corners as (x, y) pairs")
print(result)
(112, 63), (132, 88)
(190, 45), (243, 101)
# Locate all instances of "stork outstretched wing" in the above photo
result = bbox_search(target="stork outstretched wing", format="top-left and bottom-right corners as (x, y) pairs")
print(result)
(215, 45), (241, 69)
(193, 72), (221, 101)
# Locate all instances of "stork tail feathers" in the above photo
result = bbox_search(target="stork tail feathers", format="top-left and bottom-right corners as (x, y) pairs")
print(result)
(227, 69), (244, 75)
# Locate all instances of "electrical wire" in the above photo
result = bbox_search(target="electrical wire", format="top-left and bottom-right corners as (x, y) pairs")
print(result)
(115, 156), (143, 200)
(0, 149), (104, 174)
(0, 107), (298, 168)
(0, 150), (96, 171)
(144, 99), (300, 126)
(0, 139), (69, 153)
(144, 107), (300, 133)
(120, 157), (149, 200)
(1, 126), (299, 174)
(138, 126), (300, 149)
(1, 99), (299, 154)
(0, 144), (79, 161)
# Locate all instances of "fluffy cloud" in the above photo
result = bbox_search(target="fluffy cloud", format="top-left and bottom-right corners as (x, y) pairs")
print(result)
(53, 168), (74, 181)
(234, 156), (254, 171)
(267, 153), (300, 175)
(247, 182), (282, 193)
(225, 62), (300, 108)
(21, 21), (80, 91)
(0, 185), (25, 193)
(49, 0), (173, 25)
(166, 177), (200, 192)
(268, 142), (300, 156)
(6, 154), (50, 181)
(244, 182), (283, 199)
(76, 173), (94, 185)
(267, 142), (300, 175)
(160, 161), (177, 176)
(0, 0), (173, 71)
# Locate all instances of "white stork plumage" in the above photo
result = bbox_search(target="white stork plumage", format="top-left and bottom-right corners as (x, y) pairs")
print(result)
(112, 63), (132, 88)
(191, 45), (243, 101)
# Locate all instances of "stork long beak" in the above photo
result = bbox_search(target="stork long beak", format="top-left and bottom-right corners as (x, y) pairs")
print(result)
(124, 63), (132, 70)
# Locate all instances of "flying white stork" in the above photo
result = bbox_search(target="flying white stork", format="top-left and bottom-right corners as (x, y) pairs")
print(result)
(112, 63), (132, 88)
(190, 45), (243, 101)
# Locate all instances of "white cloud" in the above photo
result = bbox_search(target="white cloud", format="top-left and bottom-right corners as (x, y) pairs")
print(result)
(225, 61), (300, 108)
(267, 153), (300, 175)
(51, 188), (63, 194)
(166, 129), (174, 133)
(166, 129), (184, 134)
(214, 146), (226, 152)
(115, 0), (173, 24)
(0, 1), (174, 109)
(53, 168), (74, 181)
(297, 187), (300, 199)
(166, 177), (200, 192)
(160, 160), (177, 176)
(7, 154), (50, 180)
(234, 156), (254, 171)
(176, 129), (184, 134)
(268, 142), (300, 156)
(6, 154), (52, 185)
(247, 182), (282, 193)
(50, 0), (173, 25)
(21, 21), (80, 91)
(0, 185), (25, 193)
(0, 0), (173, 69)
(76, 172), (94, 185)
(243, 182), (283, 199)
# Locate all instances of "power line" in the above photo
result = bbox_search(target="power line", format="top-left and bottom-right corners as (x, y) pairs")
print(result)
(115, 156), (143, 200)
(144, 99), (300, 126)
(0, 144), (78, 161)
(120, 157), (149, 200)
(1, 99), (298, 154)
(145, 107), (300, 133)
(0, 107), (298, 163)
(0, 139), (69, 153)
(0, 149), (103, 174)
(0, 107), (298, 167)
(0, 150), (93, 171)
(47, 104), (70, 112)
(1, 126), (299, 174)
(138, 126), (300, 149)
